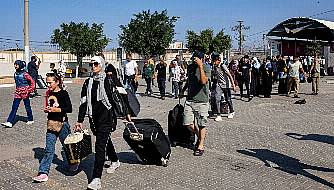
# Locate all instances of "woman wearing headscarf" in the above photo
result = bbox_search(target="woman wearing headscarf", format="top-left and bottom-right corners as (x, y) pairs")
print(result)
(74, 56), (130, 190)
(1, 60), (35, 128)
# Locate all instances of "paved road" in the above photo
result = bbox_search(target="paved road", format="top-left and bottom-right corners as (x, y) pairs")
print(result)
(0, 77), (334, 190)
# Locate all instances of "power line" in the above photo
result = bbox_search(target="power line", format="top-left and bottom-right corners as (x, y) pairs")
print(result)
(0, 37), (51, 44)
(308, 9), (334, 17)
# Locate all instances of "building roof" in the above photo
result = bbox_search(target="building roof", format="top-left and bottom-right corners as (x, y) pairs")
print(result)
(267, 17), (334, 42)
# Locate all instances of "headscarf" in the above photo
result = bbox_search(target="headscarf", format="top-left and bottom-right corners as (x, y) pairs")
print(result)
(252, 57), (261, 69)
(14, 60), (26, 72)
(86, 56), (112, 117)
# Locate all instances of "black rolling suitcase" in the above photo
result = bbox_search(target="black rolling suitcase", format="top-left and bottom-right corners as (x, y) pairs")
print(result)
(168, 102), (195, 146)
(123, 119), (171, 166)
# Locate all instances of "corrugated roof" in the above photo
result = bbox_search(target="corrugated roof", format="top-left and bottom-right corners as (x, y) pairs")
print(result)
(313, 18), (334, 30)
(267, 17), (334, 41)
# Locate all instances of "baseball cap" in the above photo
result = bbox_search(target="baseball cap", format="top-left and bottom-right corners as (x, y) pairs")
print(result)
(192, 51), (204, 59)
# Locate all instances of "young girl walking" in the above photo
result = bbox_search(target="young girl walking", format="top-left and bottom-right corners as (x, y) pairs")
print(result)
(1, 60), (35, 128)
(33, 72), (73, 182)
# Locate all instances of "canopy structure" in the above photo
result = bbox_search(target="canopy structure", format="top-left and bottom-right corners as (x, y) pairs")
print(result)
(267, 17), (334, 42)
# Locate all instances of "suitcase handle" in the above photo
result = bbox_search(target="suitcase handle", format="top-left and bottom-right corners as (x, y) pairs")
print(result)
(125, 122), (143, 141)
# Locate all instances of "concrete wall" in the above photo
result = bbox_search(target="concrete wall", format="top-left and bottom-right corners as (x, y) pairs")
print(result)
(0, 51), (120, 78)
(0, 50), (194, 78)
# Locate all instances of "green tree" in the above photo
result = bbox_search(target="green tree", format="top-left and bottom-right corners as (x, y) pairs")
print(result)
(305, 41), (322, 56)
(51, 22), (109, 76)
(119, 10), (178, 58)
(186, 29), (231, 54)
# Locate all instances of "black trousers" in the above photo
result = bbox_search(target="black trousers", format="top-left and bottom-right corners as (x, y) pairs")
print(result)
(239, 77), (250, 98)
(92, 129), (118, 179)
(157, 77), (166, 97)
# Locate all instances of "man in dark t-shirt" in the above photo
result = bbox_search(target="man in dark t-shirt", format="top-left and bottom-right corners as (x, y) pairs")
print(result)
(155, 58), (167, 99)
(182, 51), (211, 157)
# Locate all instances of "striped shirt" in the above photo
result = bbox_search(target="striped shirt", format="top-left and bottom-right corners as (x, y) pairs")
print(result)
(213, 64), (231, 89)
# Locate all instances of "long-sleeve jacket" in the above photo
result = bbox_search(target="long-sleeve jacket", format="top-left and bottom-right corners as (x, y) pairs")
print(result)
(14, 71), (35, 99)
(77, 76), (129, 132)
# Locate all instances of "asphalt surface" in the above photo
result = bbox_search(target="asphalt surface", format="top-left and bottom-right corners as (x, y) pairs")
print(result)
(0, 77), (334, 190)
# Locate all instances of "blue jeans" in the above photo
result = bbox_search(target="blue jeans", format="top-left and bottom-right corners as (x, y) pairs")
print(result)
(39, 122), (71, 174)
(172, 81), (179, 97)
(7, 98), (33, 123)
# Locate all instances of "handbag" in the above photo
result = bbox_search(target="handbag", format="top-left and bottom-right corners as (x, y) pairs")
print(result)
(47, 120), (64, 132)
(108, 78), (127, 117)
(64, 129), (92, 164)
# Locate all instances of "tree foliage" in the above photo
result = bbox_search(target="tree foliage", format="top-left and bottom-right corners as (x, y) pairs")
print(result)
(305, 41), (322, 56)
(119, 10), (178, 58)
(51, 22), (109, 75)
(186, 29), (231, 54)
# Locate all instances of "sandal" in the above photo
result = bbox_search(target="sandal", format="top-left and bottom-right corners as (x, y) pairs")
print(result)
(193, 149), (204, 156)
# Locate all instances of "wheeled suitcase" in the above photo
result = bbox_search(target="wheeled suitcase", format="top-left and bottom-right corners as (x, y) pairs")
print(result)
(168, 103), (195, 146)
(123, 119), (171, 166)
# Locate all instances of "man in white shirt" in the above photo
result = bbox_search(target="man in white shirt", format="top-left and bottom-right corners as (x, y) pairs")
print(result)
(287, 56), (304, 98)
(169, 60), (183, 98)
(122, 53), (138, 93)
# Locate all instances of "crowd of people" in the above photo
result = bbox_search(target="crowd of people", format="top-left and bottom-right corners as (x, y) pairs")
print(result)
(0, 51), (322, 189)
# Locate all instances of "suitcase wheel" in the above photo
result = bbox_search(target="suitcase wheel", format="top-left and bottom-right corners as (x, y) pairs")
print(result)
(161, 158), (169, 167)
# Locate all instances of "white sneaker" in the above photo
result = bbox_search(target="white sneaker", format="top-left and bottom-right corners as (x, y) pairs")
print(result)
(87, 178), (102, 190)
(1, 122), (13, 128)
(106, 160), (120, 174)
(228, 112), (235, 119)
(26, 121), (34, 125)
(214, 116), (223, 121)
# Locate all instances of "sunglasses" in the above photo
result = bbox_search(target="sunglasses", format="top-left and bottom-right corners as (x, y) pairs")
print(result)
(89, 62), (99, 67)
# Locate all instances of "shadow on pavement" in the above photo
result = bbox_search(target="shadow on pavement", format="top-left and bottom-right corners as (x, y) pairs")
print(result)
(13, 115), (28, 125)
(237, 148), (334, 188)
(286, 133), (334, 145)
(117, 151), (142, 165)
(32, 147), (93, 179)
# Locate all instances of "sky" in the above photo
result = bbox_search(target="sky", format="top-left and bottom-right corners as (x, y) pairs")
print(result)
(1, 0), (333, 51)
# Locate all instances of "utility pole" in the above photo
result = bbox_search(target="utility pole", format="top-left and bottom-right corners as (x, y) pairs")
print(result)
(263, 34), (266, 57)
(24, 0), (29, 63)
(238, 21), (243, 54)
(232, 20), (250, 55)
